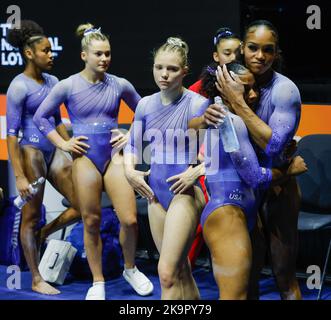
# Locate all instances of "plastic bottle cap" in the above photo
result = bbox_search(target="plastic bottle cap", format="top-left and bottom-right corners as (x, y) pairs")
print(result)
(214, 96), (223, 105)
(38, 177), (46, 184)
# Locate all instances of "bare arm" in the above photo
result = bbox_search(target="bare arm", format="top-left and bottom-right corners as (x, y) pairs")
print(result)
(7, 136), (25, 179)
(216, 65), (301, 157)
(56, 123), (71, 141)
(6, 137), (36, 198)
(215, 65), (272, 149)
(270, 155), (308, 186)
(224, 97), (272, 149)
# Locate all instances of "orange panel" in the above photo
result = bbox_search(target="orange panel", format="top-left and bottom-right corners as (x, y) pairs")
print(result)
(118, 100), (134, 124)
(0, 95), (7, 160)
(0, 95), (6, 116)
(0, 140), (8, 160)
(296, 104), (331, 137)
(60, 104), (69, 118)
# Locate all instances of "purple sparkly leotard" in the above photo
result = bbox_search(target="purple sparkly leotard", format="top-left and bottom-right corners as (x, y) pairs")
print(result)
(6, 73), (61, 165)
(199, 111), (272, 231)
(125, 89), (209, 210)
(33, 73), (140, 174)
(253, 72), (301, 206)
(255, 72), (301, 168)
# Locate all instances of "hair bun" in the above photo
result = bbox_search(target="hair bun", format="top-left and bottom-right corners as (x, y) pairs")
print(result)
(76, 23), (95, 38)
(166, 37), (189, 53)
(6, 20), (44, 49)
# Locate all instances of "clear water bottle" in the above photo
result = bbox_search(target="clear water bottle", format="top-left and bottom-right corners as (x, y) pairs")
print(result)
(14, 177), (46, 209)
(214, 96), (240, 153)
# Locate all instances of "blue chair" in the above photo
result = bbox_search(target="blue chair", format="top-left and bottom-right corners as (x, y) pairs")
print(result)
(296, 134), (331, 300)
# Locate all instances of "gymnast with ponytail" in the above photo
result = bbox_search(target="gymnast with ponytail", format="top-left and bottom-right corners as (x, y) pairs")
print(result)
(34, 23), (153, 300)
(6, 20), (81, 295)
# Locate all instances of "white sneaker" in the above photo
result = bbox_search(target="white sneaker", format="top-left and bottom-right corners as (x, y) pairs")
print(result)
(85, 282), (106, 300)
(123, 266), (154, 296)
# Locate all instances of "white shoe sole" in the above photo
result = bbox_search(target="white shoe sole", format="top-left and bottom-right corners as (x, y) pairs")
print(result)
(85, 286), (106, 300)
(123, 271), (154, 296)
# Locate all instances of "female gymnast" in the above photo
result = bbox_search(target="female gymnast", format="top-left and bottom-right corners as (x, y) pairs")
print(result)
(189, 26), (242, 95)
(181, 27), (242, 266)
(189, 61), (306, 299)
(33, 23), (153, 300)
(215, 20), (306, 300)
(6, 20), (80, 295)
(124, 37), (207, 299)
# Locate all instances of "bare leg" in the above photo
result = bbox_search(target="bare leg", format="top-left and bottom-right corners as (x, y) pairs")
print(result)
(20, 146), (60, 295)
(72, 156), (104, 283)
(104, 153), (153, 296)
(203, 205), (252, 300)
(38, 208), (80, 242)
(180, 187), (206, 299)
(41, 149), (81, 242)
(264, 177), (302, 300)
(103, 153), (138, 268)
(149, 187), (204, 300)
(179, 257), (200, 300)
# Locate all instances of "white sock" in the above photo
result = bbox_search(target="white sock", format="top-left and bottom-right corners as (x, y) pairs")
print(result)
(124, 266), (137, 275)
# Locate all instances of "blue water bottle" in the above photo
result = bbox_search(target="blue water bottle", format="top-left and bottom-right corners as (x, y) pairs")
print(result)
(214, 96), (240, 153)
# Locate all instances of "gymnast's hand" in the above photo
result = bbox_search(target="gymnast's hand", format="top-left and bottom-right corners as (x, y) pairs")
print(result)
(110, 129), (129, 150)
(16, 176), (34, 200)
(287, 156), (308, 176)
(60, 136), (90, 155)
(0, 187), (4, 201)
(203, 103), (226, 127)
(215, 64), (245, 105)
(125, 168), (154, 201)
(283, 139), (298, 161)
(167, 166), (197, 194)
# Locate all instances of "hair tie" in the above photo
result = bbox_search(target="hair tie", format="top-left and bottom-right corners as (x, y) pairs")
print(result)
(84, 27), (102, 37)
(206, 66), (216, 76)
(213, 30), (233, 45)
